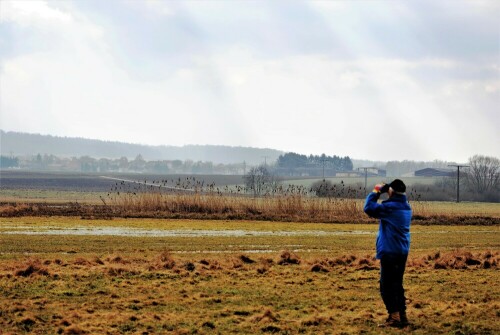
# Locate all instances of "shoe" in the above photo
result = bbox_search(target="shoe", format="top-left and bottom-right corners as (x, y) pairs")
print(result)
(378, 312), (402, 328)
(400, 311), (409, 327)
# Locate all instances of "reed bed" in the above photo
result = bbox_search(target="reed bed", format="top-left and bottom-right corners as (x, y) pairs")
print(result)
(2, 177), (497, 224)
(103, 177), (491, 223)
(101, 177), (369, 222)
(109, 191), (365, 222)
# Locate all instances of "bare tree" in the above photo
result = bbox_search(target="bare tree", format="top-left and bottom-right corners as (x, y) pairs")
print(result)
(243, 165), (280, 196)
(465, 155), (500, 194)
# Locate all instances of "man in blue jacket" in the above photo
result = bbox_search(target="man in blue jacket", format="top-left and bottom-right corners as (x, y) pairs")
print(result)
(364, 179), (412, 328)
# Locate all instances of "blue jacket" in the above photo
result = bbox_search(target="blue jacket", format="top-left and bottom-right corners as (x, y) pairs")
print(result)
(363, 192), (412, 259)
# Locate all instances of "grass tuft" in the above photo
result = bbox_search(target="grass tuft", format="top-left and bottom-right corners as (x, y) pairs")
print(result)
(184, 262), (195, 271)
(261, 325), (281, 333)
(310, 263), (329, 272)
(17, 317), (36, 332)
(107, 255), (129, 264)
(73, 258), (90, 266)
(257, 258), (273, 274)
(277, 250), (301, 265)
(149, 251), (176, 270)
(252, 309), (278, 323)
(92, 256), (104, 265)
(301, 315), (333, 326)
(327, 254), (357, 266)
(63, 325), (86, 334)
(239, 254), (256, 264)
(202, 321), (216, 329)
(426, 250), (499, 270)
(15, 259), (49, 277)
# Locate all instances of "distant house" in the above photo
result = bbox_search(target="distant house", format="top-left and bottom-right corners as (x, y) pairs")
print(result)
(414, 168), (455, 177)
(352, 167), (386, 177)
(335, 171), (362, 177)
(335, 168), (386, 177)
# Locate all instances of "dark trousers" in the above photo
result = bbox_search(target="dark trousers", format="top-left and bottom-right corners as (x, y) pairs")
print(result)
(380, 253), (408, 314)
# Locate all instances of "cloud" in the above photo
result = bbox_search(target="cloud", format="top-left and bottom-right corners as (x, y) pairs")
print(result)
(312, 0), (499, 61)
(0, 0), (498, 162)
(1, 0), (72, 24)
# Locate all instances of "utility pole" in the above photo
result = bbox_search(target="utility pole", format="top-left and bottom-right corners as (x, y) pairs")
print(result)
(243, 161), (246, 176)
(358, 167), (376, 196)
(321, 157), (326, 179)
(448, 164), (469, 203)
(262, 156), (269, 166)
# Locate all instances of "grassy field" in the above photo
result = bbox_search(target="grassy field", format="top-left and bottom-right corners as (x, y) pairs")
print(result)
(0, 171), (445, 199)
(2, 187), (499, 225)
(410, 201), (500, 217)
(1, 174), (498, 334)
(0, 171), (246, 192)
(0, 217), (498, 334)
(0, 188), (107, 204)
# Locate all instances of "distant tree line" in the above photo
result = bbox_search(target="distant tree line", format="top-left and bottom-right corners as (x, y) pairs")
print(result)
(275, 152), (353, 176)
(1, 154), (245, 175)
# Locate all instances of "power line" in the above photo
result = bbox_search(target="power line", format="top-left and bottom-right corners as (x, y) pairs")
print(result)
(448, 164), (470, 203)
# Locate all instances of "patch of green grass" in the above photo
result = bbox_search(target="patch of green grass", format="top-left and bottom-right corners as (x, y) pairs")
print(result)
(0, 188), (107, 204)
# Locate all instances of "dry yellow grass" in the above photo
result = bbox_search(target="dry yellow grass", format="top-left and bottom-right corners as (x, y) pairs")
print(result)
(100, 191), (500, 224)
(110, 192), (364, 221)
(0, 217), (499, 334)
(2, 187), (499, 225)
(0, 250), (498, 334)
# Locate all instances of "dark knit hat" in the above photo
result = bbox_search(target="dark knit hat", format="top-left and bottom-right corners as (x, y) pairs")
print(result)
(389, 179), (406, 193)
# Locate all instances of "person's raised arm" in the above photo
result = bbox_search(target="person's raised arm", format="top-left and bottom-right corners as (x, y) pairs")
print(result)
(363, 183), (389, 218)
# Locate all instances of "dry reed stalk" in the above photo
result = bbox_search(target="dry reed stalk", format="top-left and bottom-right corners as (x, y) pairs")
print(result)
(412, 201), (430, 217)
(0, 203), (33, 216)
(109, 190), (368, 222)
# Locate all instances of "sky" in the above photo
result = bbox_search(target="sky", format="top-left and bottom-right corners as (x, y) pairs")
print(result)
(0, 0), (499, 162)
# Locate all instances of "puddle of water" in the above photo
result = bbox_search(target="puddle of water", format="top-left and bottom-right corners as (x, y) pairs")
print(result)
(0, 226), (375, 237)
(1, 226), (495, 237)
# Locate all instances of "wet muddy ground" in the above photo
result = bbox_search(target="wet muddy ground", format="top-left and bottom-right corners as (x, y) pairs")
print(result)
(1, 225), (497, 237)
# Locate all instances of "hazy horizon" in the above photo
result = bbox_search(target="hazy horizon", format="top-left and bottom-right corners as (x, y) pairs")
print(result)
(1, 0), (499, 162)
